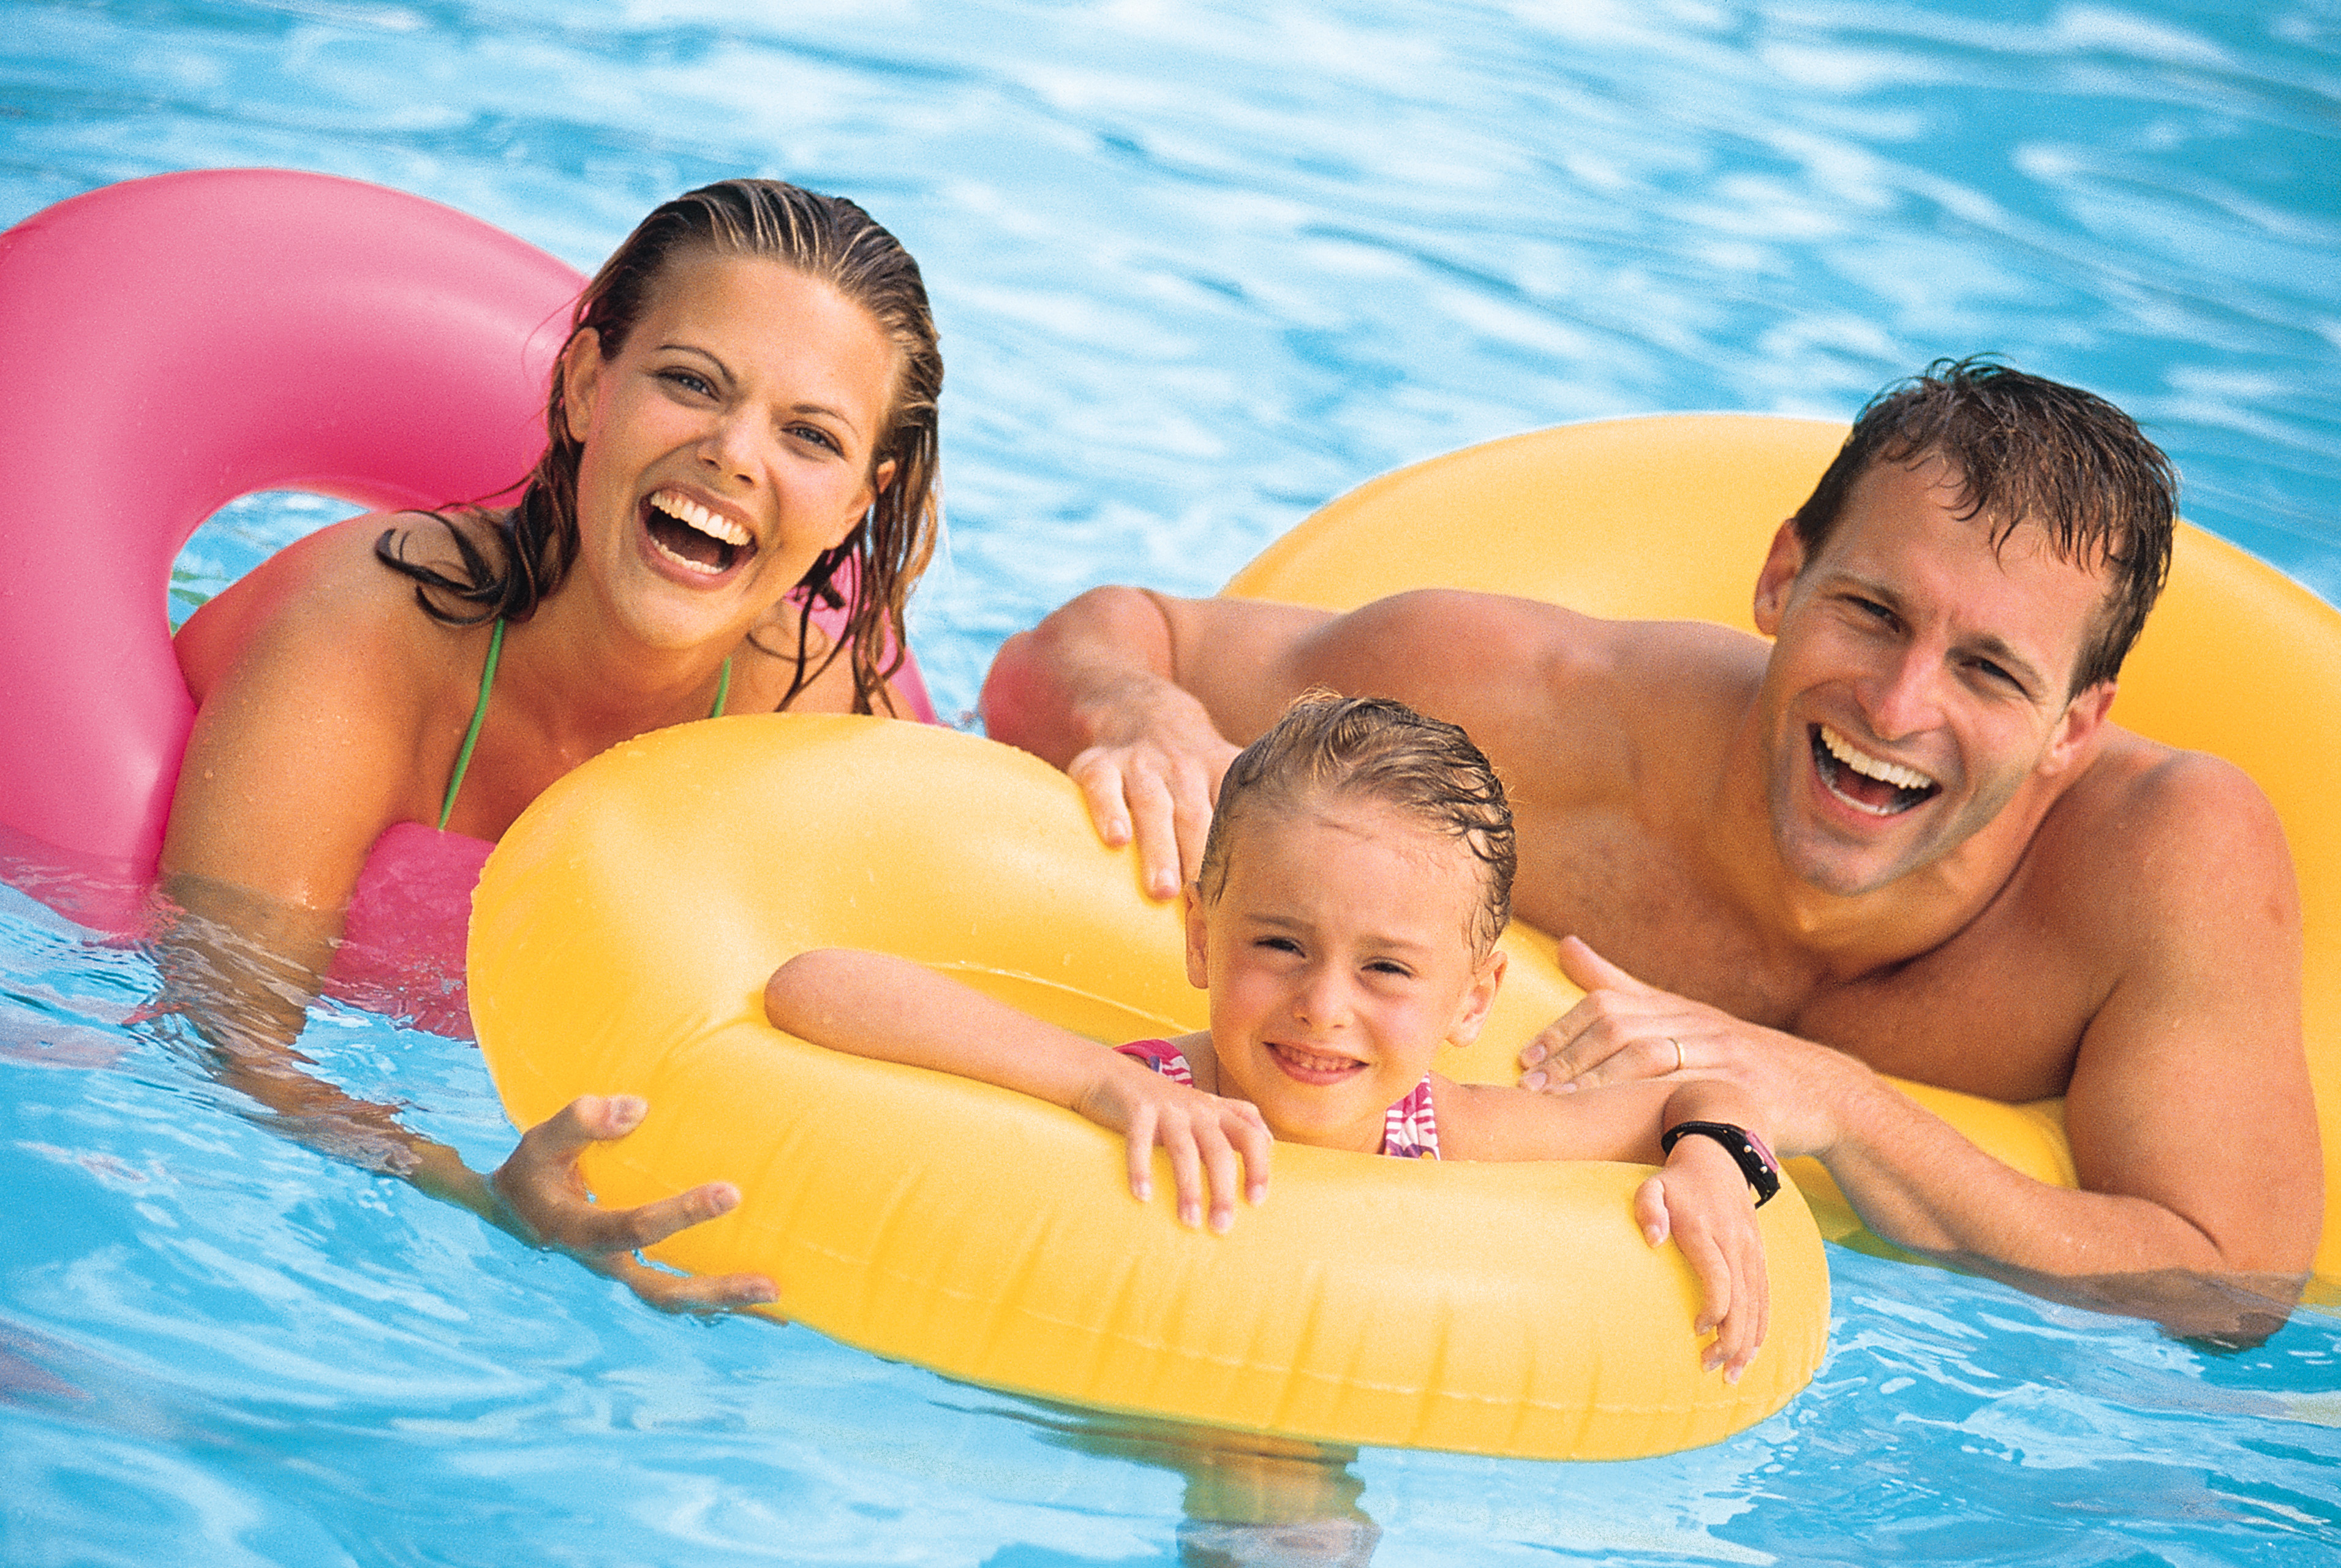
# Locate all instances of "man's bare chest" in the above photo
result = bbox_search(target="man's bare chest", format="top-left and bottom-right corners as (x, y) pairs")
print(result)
(1514, 813), (2094, 1102)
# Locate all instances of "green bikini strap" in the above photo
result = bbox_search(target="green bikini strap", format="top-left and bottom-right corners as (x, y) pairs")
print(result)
(438, 625), (732, 834)
(438, 617), (504, 831)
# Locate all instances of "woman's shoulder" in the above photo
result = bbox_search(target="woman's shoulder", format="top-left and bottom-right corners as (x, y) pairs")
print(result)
(176, 510), (492, 705)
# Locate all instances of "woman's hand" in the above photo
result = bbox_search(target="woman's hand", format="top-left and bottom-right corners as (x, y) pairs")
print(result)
(1633, 1134), (1769, 1381)
(488, 1095), (780, 1313)
(1076, 1058), (1272, 1233)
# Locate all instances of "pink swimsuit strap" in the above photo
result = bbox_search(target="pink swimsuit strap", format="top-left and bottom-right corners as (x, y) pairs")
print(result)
(1115, 1039), (1440, 1160)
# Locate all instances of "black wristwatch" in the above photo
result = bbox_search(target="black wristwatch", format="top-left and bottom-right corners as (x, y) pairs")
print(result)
(1659, 1120), (1782, 1207)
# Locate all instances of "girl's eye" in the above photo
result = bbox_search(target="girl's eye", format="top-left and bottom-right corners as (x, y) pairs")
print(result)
(1366, 960), (1413, 979)
(1256, 936), (1303, 956)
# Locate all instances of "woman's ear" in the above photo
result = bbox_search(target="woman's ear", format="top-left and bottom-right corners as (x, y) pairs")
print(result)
(558, 329), (605, 445)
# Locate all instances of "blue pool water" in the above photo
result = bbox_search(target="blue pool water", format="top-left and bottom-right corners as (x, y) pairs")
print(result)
(5, 2), (2339, 1562)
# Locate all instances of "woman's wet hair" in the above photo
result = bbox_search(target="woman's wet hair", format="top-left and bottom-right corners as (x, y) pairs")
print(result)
(1789, 355), (2176, 696)
(1197, 692), (1516, 953)
(376, 177), (943, 715)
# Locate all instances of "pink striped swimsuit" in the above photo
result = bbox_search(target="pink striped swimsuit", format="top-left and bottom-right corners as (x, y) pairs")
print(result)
(1115, 1039), (1441, 1160)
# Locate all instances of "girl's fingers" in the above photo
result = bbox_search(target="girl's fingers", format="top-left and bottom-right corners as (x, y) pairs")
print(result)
(1163, 1120), (1206, 1227)
(1125, 1102), (1158, 1201)
(1634, 1173), (1670, 1246)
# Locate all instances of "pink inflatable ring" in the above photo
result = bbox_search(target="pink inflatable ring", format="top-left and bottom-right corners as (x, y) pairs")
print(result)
(0, 168), (932, 933)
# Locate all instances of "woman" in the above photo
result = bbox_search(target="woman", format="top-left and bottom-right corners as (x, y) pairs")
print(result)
(152, 178), (944, 1309)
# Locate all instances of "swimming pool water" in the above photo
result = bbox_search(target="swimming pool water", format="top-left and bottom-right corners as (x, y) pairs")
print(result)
(6, 2), (2339, 1562)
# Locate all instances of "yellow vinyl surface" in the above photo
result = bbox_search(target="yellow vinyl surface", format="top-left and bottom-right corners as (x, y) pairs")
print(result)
(472, 715), (1831, 1461)
(1227, 412), (2341, 1286)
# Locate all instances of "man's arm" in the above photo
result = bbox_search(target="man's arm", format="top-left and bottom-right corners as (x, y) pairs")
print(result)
(1523, 752), (2323, 1340)
(981, 587), (1329, 896)
(982, 585), (1595, 895)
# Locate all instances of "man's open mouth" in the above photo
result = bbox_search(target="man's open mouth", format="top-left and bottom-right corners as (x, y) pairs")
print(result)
(644, 489), (755, 576)
(1811, 724), (1940, 816)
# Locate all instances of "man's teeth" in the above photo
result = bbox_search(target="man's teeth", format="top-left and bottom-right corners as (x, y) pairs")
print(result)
(1819, 725), (1936, 791)
(650, 491), (751, 546)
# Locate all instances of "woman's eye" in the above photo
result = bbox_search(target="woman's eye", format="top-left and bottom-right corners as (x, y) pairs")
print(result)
(789, 423), (843, 456)
(659, 368), (715, 397)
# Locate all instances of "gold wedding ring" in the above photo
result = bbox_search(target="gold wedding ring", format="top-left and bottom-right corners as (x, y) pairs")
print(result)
(1668, 1036), (1685, 1072)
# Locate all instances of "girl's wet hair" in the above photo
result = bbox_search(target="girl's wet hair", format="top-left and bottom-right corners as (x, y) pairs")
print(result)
(376, 178), (943, 715)
(1197, 692), (1516, 952)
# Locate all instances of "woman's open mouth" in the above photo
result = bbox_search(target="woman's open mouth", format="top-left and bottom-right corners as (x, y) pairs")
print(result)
(643, 489), (755, 576)
(1811, 724), (1940, 816)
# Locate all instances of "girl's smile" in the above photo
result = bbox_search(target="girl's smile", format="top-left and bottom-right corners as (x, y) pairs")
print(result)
(1183, 795), (1502, 1152)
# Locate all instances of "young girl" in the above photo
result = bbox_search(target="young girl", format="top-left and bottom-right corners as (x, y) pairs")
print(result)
(767, 693), (1782, 1378)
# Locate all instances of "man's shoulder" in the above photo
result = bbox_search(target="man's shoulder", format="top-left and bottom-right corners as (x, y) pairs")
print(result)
(2034, 729), (2295, 919)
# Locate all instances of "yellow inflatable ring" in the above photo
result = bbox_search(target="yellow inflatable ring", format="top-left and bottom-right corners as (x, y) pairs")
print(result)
(472, 715), (1830, 1461)
(1226, 412), (2341, 1292)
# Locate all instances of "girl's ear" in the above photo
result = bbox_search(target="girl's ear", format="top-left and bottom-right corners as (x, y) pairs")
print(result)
(1182, 886), (1210, 991)
(1446, 948), (1507, 1047)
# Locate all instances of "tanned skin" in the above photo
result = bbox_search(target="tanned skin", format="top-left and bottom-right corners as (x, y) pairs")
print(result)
(981, 453), (2322, 1343)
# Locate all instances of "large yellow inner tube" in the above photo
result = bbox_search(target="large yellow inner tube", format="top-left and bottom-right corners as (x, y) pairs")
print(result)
(1226, 412), (2341, 1290)
(472, 715), (1830, 1461)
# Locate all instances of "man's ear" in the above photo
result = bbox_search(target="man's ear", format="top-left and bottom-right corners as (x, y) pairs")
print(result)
(1446, 949), (1508, 1047)
(1182, 886), (1210, 992)
(558, 329), (605, 445)
(2041, 679), (2117, 778)
(1752, 520), (1806, 636)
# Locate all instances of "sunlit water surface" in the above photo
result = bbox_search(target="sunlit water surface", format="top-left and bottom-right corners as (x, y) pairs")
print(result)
(4, 2), (2339, 1563)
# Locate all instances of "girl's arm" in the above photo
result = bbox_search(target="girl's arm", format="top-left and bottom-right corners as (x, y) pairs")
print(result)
(766, 949), (1270, 1230)
(1440, 1075), (1774, 1379)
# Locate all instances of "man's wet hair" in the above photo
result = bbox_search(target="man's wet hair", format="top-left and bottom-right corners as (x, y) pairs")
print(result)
(1197, 692), (1515, 954)
(1790, 356), (2177, 695)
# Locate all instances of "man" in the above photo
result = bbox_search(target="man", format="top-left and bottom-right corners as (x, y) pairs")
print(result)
(981, 360), (2321, 1340)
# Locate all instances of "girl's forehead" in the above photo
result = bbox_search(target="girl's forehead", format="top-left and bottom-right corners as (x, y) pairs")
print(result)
(1225, 792), (1481, 897)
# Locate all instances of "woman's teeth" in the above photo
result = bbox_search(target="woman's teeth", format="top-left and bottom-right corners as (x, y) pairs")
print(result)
(644, 491), (753, 575)
(650, 491), (750, 546)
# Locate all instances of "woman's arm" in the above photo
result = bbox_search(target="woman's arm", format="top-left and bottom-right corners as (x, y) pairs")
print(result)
(157, 530), (771, 1308)
(767, 948), (1270, 1229)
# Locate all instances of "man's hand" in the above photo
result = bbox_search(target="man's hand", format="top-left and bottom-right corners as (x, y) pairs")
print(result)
(1066, 696), (1239, 901)
(1517, 937), (1864, 1159)
(489, 1095), (780, 1313)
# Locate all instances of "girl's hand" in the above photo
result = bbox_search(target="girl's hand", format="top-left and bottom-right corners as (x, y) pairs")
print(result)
(1634, 1136), (1769, 1380)
(1078, 1058), (1271, 1232)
